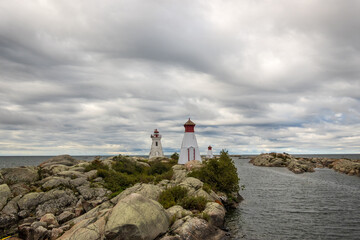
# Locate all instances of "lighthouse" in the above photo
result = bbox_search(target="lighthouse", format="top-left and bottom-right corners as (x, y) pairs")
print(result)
(207, 145), (214, 158)
(178, 118), (202, 164)
(149, 129), (164, 159)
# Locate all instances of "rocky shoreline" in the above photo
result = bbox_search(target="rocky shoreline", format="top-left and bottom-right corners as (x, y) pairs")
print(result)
(0, 155), (242, 240)
(250, 152), (360, 176)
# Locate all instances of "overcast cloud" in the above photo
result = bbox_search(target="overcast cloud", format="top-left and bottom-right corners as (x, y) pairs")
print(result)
(0, 0), (359, 156)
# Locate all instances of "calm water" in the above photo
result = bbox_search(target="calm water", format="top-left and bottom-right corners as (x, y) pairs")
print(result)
(226, 157), (360, 240)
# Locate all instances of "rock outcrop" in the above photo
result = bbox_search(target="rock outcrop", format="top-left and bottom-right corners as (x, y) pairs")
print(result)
(250, 153), (360, 176)
(0, 154), (241, 239)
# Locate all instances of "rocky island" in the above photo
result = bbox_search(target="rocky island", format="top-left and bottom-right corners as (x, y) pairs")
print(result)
(250, 152), (360, 176)
(0, 151), (242, 240)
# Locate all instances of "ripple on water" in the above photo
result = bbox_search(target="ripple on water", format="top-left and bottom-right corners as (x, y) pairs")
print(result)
(225, 158), (360, 240)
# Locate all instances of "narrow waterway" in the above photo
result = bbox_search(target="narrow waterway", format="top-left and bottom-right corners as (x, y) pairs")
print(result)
(225, 158), (360, 240)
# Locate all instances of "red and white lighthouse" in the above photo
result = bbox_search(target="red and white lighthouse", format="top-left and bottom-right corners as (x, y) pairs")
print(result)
(178, 118), (201, 164)
(207, 145), (214, 158)
(149, 129), (164, 159)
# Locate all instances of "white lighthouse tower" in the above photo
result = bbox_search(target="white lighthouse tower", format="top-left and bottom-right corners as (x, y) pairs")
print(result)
(178, 118), (202, 164)
(207, 145), (214, 158)
(149, 129), (164, 159)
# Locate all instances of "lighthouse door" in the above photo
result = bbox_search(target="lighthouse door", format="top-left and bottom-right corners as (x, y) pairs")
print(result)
(188, 147), (195, 161)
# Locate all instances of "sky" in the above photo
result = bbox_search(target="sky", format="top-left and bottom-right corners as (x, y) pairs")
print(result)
(0, 0), (359, 156)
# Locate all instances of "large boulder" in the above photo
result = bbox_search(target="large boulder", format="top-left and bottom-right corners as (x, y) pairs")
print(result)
(41, 177), (71, 190)
(39, 155), (81, 168)
(0, 166), (39, 185)
(105, 193), (170, 240)
(0, 184), (12, 210)
(169, 216), (227, 240)
(166, 205), (192, 220)
(110, 183), (163, 204)
(172, 165), (187, 184)
(18, 189), (77, 217)
(203, 202), (226, 228)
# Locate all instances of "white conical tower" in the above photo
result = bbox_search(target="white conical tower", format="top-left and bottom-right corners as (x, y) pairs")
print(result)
(178, 118), (201, 164)
(207, 145), (214, 158)
(149, 129), (164, 159)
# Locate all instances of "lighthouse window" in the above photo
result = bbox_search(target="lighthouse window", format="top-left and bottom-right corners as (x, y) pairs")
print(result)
(156, 142), (158, 146)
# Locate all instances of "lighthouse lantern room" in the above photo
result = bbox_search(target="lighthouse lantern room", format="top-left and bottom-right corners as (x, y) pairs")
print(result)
(149, 129), (164, 159)
(178, 118), (202, 164)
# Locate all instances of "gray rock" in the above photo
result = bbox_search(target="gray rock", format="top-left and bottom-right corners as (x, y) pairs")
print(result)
(9, 183), (31, 196)
(58, 216), (106, 240)
(172, 216), (227, 240)
(70, 177), (89, 187)
(76, 185), (107, 200)
(179, 177), (203, 190)
(31, 221), (48, 229)
(34, 225), (50, 240)
(35, 189), (77, 217)
(105, 193), (170, 240)
(18, 210), (30, 218)
(69, 166), (86, 172)
(41, 177), (71, 190)
(57, 211), (75, 224)
(203, 202), (226, 228)
(0, 213), (18, 228)
(0, 172), (3, 184)
(84, 170), (98, 180)
(18, 192), (45, 210)
(166, 205), (192, 220)
(57, 170), (86, 179)
(39, 155), (81, 168)
(110, 183), (163, 204)
(0, 184), (12, 210)
(2, 195), (21, 215)
(0, 166), (39, 185)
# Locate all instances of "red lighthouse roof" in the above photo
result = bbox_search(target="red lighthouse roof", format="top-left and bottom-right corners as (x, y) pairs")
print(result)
(154, 129), (159, 133)
(184, 118), (195, 132)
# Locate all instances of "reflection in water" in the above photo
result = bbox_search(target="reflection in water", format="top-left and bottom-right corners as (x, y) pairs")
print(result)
(225, 158), (360, 240)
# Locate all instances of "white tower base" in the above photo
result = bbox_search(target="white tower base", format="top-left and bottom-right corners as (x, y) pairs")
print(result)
(179, 132), (201, 164)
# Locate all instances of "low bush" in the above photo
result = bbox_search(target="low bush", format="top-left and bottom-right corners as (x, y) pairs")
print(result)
(180, 196), (208, 212)
(188, 150), (239, 195)
(159, 186), (188, 209)
(85, 159), (109, 172)
(95, 155), (175, 194)
(171, 152), (179, 161)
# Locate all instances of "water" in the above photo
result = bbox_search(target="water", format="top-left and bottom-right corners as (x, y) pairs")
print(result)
(226, 157), (360, 240)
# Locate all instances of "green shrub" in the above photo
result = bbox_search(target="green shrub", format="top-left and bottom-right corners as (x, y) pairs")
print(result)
(159, 186), (188, 209)
(112, 158), (144, 175)
(154, 169), (174, 183)
(148, 161), (172, 175)
(171, 152), (179, 160)
(202, 183), (211, 194)
(85, 159), (109, 172)
(188, 149), (239, 195)
(103, 171), (135, 192)
(180, 196), (208, 211)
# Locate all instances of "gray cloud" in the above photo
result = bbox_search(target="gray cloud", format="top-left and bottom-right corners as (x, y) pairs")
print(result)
(0, 0), (359, 155)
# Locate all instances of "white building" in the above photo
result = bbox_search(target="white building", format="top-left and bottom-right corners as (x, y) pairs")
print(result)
(178, 118), (202, 164)
(207, 145), (214, 158)
(149, 129), (164, 159)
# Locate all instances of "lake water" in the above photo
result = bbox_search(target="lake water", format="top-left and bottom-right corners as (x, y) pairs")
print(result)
(226, 157), (360, 240)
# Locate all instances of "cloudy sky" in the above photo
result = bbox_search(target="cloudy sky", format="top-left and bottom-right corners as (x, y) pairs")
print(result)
(0, 0), (359, 156)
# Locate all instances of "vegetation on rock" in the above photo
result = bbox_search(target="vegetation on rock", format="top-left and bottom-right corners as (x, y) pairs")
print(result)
(188, 150), (240, 195)
(85, 155), (176, 194)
